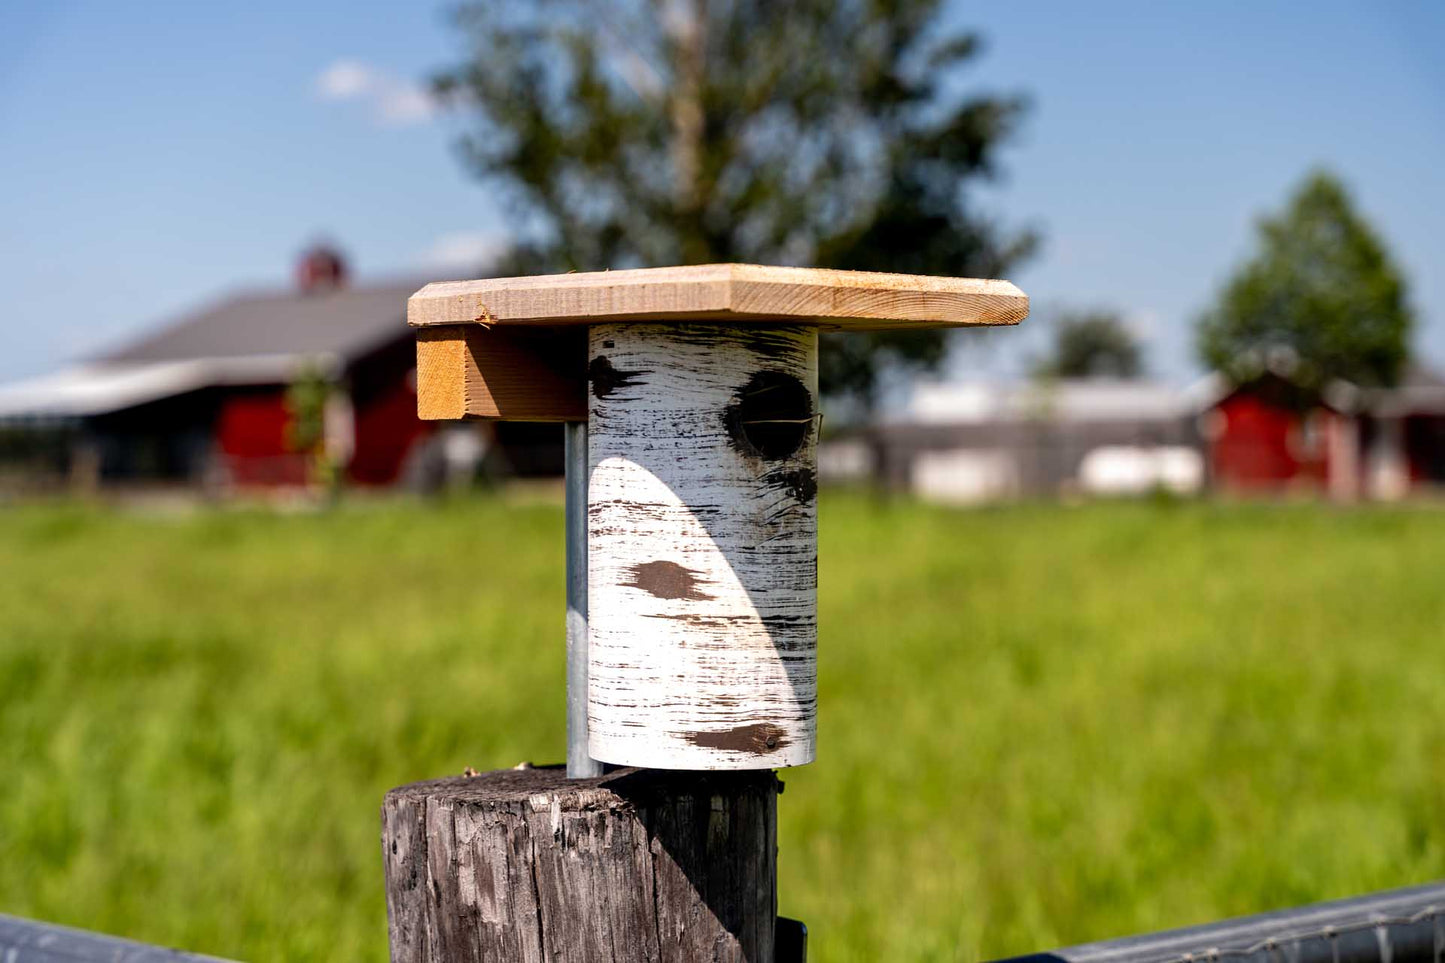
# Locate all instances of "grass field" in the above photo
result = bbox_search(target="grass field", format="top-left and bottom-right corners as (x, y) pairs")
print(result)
(1, 493), (1443, 961)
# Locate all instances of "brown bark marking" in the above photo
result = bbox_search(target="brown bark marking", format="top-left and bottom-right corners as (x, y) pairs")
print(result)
(624, 560), (713, 601)
(588, 355), (646, 399)
(685, 723), (790, 754)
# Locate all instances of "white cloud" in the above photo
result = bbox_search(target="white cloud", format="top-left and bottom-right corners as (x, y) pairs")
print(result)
(313, 59), (437, 127)
(418, 232), (509, 273)
(315, 60), (372, 100)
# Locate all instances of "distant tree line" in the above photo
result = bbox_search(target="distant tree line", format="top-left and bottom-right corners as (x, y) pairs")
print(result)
(1033, 311), (1142, 380)
(1031, 169), (1414, 393)
(1196, 169), (1413, 394)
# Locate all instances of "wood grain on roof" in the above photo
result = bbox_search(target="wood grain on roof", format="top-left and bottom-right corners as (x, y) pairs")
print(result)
(408, 264), (1027, 331)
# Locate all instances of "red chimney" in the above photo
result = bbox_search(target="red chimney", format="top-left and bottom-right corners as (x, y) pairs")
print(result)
(297, 244), (348, 293)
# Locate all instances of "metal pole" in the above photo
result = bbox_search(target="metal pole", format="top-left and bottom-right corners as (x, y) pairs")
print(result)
(565, 421), (603, 778)
(0, 913), (231, 962)
(989, 880), (1445, 963)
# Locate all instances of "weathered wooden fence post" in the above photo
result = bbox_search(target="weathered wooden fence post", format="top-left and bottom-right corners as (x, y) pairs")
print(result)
(382, 264), (1027, 962)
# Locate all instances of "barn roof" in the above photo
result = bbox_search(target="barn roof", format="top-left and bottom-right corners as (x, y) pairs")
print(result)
(0, 277), (423, 420)
(902, 378), (1195, 426)
(1368, 363), (1445, 417)
(1193, 363), (1445, 418)
(98, 278), (423, 364)
(0, 357), (302, 420)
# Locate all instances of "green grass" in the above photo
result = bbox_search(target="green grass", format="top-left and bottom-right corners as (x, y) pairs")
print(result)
(1, 494), (1442, 961)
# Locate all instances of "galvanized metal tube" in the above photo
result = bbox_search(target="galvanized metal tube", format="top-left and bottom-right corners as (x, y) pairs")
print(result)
(0, 913), (230, 962)
(565, 421), (603, 778)
(990, 880), (1445, 963)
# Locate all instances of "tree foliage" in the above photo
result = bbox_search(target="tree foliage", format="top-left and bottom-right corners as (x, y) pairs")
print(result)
(434, 0), (1036, 406)
(1196, 169), (1413, 392)
(1033, 311), (1142, 380)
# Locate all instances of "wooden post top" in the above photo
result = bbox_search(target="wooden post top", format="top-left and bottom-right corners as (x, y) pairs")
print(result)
(409, 263), (1028, 330)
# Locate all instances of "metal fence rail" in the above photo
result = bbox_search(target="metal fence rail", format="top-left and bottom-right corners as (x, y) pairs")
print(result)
(4, 879), (1441, 962)
(0, 914), (232, 962)
(993, 881), (1445, 963)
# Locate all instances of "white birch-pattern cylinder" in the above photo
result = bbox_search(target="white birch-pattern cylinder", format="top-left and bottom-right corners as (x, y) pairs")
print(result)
(587, 323), (818, 770)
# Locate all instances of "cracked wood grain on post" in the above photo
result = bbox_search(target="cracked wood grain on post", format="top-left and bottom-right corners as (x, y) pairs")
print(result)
(381, 766), (778, 963)
(587, 323), (818, 770)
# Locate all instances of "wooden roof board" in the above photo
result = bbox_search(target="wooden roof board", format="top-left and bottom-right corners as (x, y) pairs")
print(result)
(408, 264), (1028, 331)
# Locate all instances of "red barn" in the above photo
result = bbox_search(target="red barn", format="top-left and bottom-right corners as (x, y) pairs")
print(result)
(1200, 366), (1445, 500)
(0, 247), (565, 493)
(1200, 372), (1351, 495)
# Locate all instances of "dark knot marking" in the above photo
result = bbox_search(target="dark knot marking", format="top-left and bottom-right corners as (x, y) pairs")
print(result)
(762, 466), (817, 504)
(686, 723), (790, 754)
(589, 356), (646, 399)
(624, 560), (713, 601)
(723, 370), (814, 462)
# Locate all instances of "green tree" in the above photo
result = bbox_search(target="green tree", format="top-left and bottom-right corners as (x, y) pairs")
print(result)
(1033, 310), (1142, 379)
(433, 0), (1036, 407)
(1196, 169), (1413, 392)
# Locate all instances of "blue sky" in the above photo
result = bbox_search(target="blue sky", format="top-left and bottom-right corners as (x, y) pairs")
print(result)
(1, 1), (1441, 385)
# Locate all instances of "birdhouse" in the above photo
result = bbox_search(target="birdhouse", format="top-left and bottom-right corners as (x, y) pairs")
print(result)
(410, 264), (1027, 771)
